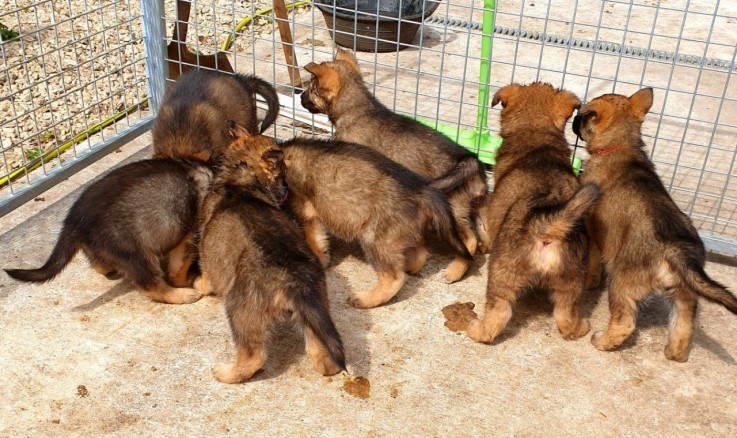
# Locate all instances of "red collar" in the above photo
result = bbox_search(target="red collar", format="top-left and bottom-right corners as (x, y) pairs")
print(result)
(593, 145), (625, 156)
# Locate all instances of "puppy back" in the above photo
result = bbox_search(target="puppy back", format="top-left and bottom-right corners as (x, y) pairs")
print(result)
(152, 70), (257, 161)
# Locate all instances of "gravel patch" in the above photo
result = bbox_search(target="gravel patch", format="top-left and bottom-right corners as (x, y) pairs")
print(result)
(0, 0), (299, 187)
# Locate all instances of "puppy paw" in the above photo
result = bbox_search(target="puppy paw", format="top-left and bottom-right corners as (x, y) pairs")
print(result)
(467, 319), (490, 343)
(560, 319), (591, 340)
(442, 261), (469, 284)
(193, 276), (214, 296)
(171, 287), (203, 304)
(212, 362), (248, 384)
(348, 294), (378, 309)
(315, 359), (343, 376)
(590, 330), (610, 350)
(664, 345), (690, 363)
(147, 287), (203, 304)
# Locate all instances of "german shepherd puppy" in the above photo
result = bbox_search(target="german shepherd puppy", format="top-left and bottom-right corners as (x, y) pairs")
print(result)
(573, 88), (737, 361)
(279, 137), (473, 309)
(467, 82), (600, 344)
(152, 69), (280, 162)
(300, 48), (487, 282)
(5, 159), (213, 304)
(195, 125), (346, 383)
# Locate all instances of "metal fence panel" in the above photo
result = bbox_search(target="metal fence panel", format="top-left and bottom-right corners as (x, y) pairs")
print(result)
(0, 0), (152, 216)
(160, 0), (736, 255)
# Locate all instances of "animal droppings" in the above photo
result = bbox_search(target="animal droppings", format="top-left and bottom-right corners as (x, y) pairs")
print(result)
(441, 302), (478, 332)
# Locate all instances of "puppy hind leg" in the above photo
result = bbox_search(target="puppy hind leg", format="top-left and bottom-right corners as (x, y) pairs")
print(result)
(585, 221), (602, 290)
(167, 234), (195, 287)
(301, 202), (331, 268)
(89, 260), (123, 280)
(443, 204), (477, 283)
(214, 299), (268, 383)
(405, 243), (428, 275)
(351, 241), (406, 308)
(550, 279), (591, 340)
(193, 272), (215, 296)
(467, 295), (514, 344)
(350, 270), (406, 309)
(130, 255), (202, 304)
(305, 327), (343, 376)
(213, 340), (267, 384)
(664, 287), (697, 362)
(591, 277), (639, 351)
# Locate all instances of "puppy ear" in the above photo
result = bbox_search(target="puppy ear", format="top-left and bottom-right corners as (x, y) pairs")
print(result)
(192, 150), (211, 162)
(263, 148), (285, 167)
(334, 47), (360, 72)
(303, 62), (341, 98)
(491, 84), (521, 108)
(304, 62), (321, 76)
(572, 109), (597, 140)
(628, 87), (653, 121)
(228, 121), (251, 139)
(552, 90), (582, 131)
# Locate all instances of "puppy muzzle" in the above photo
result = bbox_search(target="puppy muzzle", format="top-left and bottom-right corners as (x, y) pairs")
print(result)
(572, 115), (583, 140)
(276, 184), (288, 205)
(300, 90), (322, 114)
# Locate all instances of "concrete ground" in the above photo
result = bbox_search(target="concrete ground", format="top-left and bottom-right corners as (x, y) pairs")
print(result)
(2, 2), (737, 436)
(1, 133), (737, 436)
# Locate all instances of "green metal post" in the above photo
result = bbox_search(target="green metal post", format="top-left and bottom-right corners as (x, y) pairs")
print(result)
(475, 0), (496, 150)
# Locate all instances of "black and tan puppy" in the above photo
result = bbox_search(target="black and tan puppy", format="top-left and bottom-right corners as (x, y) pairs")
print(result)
(279, 137), (473, 309)
(5, 159), (213, 304)
(195, 126), (345, 383)
(467, 82), (600, 344)
(300, 48), (487, 282)
(573, 88), (737, 361)
(152, 69), (279, 162)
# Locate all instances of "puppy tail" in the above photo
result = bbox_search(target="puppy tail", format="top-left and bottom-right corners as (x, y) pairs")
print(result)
(232, 73), (280, 133)
(667, 250), (737, 314)
(421, 188), (473, 261)
(294, 286), (347, 372)
(428, 155), (486, 193)
(539, 184), (601, 241)
(5, 229), (79, 283)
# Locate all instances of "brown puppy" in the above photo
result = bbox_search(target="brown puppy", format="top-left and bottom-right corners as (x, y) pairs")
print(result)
(5, 159), (212, 304)
(279, 137), (473, 309)
(195, 125), (345, 383)
(573, 88), (737, 362)
(467, 82), (600, 344)
(300, 48), (487, 282)
(152, 69), (279, 163)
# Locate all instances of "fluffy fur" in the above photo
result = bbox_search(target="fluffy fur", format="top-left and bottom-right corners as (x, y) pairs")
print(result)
(195, 126), (345, 383)
(300, 48), (487, 280)
(5, 159), (213, 304)
(468, 82), (600, 344)
(573, 87), (737, 362)
(152, 69), (279, 163)
(280, 137), (473, 309)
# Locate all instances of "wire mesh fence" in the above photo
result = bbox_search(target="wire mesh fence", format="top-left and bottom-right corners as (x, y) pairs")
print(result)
(1, 0), (736, 256)
(0, 0), (152, 213)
